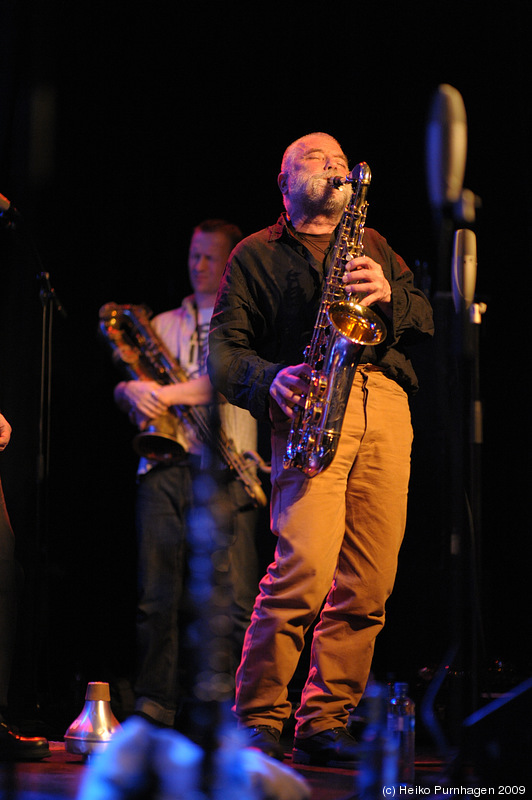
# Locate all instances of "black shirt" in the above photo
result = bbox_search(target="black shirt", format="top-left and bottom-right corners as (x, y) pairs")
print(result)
(208, 214), (434, 421)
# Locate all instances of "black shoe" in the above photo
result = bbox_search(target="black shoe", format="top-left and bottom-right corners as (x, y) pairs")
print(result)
(245, 726), (285, 761)
(292, 727), (358, 767)
(0, 720), (51, 762)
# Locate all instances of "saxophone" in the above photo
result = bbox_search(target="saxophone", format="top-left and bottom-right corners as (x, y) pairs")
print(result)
(283, 162), (387, 477)
(99, 302), (268, 508)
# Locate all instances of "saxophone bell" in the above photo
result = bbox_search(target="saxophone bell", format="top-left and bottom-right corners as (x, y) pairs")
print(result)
(133, 415), (186, 462)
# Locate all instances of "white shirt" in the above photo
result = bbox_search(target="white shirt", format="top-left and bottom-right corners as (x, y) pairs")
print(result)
(138, 295), (257, 474)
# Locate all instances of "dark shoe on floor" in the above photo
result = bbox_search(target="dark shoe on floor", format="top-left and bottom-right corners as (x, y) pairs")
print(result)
(0, 720), (51, 762)
(245, 725), (285, 761)
(292, 726), (358, 767)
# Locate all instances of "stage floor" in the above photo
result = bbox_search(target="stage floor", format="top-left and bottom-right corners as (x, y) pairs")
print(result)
(2, 740), (447, 800)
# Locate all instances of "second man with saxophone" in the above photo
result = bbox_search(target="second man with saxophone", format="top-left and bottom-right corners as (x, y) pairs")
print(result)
(113, 219), (263, 730)
(208, 132), (434, 765)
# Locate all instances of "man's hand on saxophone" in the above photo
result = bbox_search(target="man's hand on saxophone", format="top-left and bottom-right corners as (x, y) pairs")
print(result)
(342, 254), (392, 317)
(114, 376), (213, 429)
(269, 363), (312, 419)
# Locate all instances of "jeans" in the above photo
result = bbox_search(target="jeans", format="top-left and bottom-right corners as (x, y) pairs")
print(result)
(134, 460), (259, 726)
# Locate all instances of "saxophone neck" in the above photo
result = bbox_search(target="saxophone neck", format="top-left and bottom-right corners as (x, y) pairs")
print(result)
(329, 161), (371, 189)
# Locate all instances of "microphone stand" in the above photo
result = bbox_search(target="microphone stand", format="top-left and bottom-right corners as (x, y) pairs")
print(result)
(420, 85), (488, 773)
(421, 196), (486, 771)
(12, 207), (66, 716)
(2, 197), (69, 718)
(420, 205), (462, 764)
(36, 271), (67, 532)
(32, 271), (67, 707)
(456, 273), (486, 721)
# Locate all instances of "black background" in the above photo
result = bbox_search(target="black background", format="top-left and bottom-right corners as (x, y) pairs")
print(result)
(1, 1), (530, 734)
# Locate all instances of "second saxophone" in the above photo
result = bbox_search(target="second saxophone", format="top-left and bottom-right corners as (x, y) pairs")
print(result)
(99, 302), (268, 508)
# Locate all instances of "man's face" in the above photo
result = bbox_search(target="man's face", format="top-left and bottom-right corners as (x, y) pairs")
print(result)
(279, 133), (351, 218)
(188, 231), (231, 297)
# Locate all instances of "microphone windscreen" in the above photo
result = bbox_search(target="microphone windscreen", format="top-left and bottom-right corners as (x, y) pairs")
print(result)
(426, 84), (468, 211)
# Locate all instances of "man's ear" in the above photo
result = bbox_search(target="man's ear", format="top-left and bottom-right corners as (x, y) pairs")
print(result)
(277, 172), (288, 195)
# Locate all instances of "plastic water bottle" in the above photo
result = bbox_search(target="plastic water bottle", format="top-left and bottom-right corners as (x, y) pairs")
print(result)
(387, 682), (415, 786)
(356, 682), (398, 798)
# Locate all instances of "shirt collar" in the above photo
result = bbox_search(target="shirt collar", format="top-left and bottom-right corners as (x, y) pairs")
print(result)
(267, 213), (290, 242)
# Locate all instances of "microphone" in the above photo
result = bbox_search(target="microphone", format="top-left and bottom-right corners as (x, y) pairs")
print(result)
(452, 228), (477, 313)
(425, 84), (468, 212)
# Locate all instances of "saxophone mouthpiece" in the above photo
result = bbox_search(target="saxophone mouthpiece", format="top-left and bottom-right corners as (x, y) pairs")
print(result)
(329, 175), (347, 189)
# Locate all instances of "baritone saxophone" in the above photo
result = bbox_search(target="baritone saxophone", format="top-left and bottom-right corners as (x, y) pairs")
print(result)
(283, 162), (387, 477)
(99, 302), (268, 508)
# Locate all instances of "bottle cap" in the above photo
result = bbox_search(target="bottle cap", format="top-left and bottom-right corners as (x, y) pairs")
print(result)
(394, 682), (409, 694)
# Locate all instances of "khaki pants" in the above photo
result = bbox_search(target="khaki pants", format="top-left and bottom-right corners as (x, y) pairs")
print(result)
(234, 367), (413, 737)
